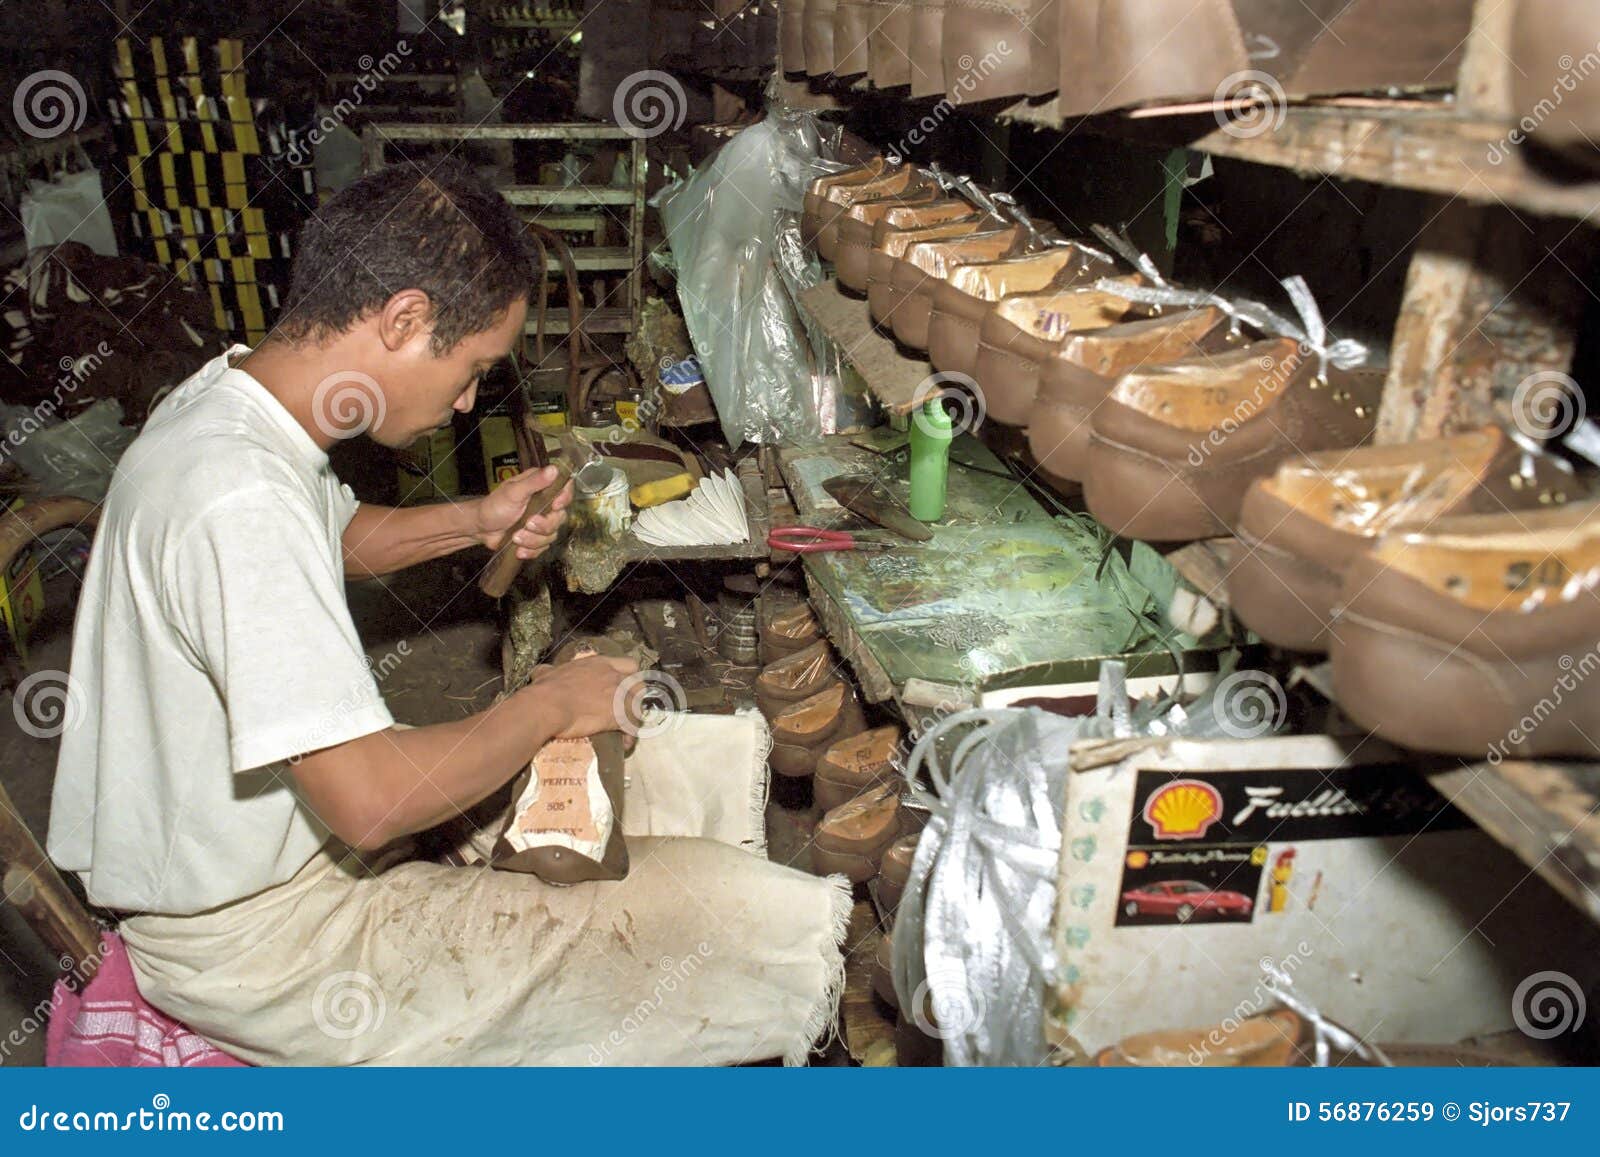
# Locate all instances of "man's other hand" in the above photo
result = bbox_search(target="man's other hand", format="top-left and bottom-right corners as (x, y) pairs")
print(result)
(476, 465), (573, 559)
(526, 654), (641, 739)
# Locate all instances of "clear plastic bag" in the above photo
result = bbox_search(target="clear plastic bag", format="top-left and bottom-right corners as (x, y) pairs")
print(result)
(657, 106), (844, 446)
(1, 398), (135, 502)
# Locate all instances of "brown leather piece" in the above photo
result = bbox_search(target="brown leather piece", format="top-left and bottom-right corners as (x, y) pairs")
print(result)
(781, 0), (808, 71)
(802, 159), (885, 247)
(832, 0), (873, 76)
(1512, 2), (1600, 161)
(813, 782), (902, 882)
(909, 0), (947, 98)
(1332, 502), (1600, 758)
(928, 243), (1118, 379)
(804, 0), (840, 75)
(974, 277), (1146, 424)
(868, 0), (914, 87)
(1084, 345), (1382, 542)
(1026, 307), (1236, 484)
(941, 0), (1035, 105)
(1229, 425), (1583, 652)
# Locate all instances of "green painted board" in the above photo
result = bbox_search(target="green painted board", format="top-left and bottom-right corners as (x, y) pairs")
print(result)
(779, 436), (1245, 693)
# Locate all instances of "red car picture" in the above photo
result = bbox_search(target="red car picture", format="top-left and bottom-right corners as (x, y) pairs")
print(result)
(1121, 879), (1254, 922)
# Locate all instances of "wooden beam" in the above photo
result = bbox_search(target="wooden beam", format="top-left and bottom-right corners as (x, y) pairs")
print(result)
(0, 779), (101, 983)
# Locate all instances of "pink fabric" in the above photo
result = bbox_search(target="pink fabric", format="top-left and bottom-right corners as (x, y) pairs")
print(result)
(45, 933), (248, 1068)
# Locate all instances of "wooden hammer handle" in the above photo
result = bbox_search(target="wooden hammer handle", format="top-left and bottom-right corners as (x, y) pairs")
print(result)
(479, 462), (572, 598)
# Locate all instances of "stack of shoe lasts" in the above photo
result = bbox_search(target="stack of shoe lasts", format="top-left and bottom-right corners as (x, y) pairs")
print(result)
(1084, 336), (1384, 541)
(866, 208), (1004, 328)
(801, 156), (887, 249)
(829, 180), (953, 291)
(806, 162), (933, 262)
(874, 832), (918, 915)
(754, 639), (871, 788)
(1026, 305), (1243, 487)
(927, 238), (1117, 380)
(974, 273), (1151, 423)
(814, 723), (902, 811)
(839, 195), (978, 294)
(888, 217), (1038, 349)
(759, 599), (823, 665)
(1331, 497), (1600, 761)
(1229, 425), (1582, 652)
(811, 780), (901, 881)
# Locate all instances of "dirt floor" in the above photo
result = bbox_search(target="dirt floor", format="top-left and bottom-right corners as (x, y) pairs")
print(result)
(0, 554), (832, 1067)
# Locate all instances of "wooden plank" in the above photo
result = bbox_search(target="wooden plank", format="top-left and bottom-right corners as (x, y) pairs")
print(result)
(1375, 199), (1588, 445)
(0, 779), (101, 981)
(524, 307), (633, 335)
(796, 279), (940, 415)
(368, 122), (637, 141)
(501, 185), (637, 206)
(1427, 760), (1600, 926)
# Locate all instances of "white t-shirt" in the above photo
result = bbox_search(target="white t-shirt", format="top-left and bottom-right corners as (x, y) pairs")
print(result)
(48, 347), (394, 915)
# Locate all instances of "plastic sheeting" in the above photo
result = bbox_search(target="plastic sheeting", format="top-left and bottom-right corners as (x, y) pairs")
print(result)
(892, 659), (1288, 1066)
(657, 109), (845, 446)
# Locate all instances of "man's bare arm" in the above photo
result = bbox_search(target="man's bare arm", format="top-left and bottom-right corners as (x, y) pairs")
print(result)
(289, 655), (636, 849)
(341, 466), (573, 579)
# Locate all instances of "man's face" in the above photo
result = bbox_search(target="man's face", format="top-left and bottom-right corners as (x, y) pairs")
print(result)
(368, 296), (529, 447)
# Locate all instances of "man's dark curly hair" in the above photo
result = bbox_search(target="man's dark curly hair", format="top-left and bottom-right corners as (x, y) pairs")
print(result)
(276, 160), (535, 353)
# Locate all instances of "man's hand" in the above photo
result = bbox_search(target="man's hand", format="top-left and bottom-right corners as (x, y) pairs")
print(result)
(525, 653), (641, 739)
(475, 466), (574, 560)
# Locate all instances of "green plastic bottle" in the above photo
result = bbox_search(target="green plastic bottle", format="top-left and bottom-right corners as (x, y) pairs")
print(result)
(908, 398), (953, 522)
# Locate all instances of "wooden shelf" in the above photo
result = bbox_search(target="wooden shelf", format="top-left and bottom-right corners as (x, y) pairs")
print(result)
(502, 185), (637, 206)
(999, 97), (1600, 223)
(796, 279), (941, 415)
(524, 307), (633, 335)
(1428, 759), (1600, 925)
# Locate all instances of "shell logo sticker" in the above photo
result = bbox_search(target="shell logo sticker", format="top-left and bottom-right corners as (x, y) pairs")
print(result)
(1143, 778), (1224, 841)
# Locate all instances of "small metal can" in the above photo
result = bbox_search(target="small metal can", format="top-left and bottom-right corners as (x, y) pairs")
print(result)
(574, 462), (631, 539)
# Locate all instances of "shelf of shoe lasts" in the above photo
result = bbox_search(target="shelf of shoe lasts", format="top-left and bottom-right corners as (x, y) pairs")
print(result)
(796, 279), (945, 416)
(617, 455), (774, 564)
(362, 123), (648, 338)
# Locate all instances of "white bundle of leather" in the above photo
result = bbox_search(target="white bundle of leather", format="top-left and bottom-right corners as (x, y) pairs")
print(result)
(632, 469), (750, 547)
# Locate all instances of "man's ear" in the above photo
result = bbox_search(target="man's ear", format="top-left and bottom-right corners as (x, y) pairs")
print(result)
(377, 289), (434, 351)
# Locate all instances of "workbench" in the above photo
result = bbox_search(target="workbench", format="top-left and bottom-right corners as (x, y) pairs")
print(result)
(777, 435), (1248, 714)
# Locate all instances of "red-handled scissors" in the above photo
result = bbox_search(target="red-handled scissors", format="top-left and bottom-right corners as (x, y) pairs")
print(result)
(767, 526), (897, 553)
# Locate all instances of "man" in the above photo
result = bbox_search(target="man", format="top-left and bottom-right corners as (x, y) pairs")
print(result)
(47, 162), (848, 1065)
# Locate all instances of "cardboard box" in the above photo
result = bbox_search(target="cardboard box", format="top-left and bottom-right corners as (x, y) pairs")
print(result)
(1049, 734), (1600, 1056)
(396, 427), (459, 506)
